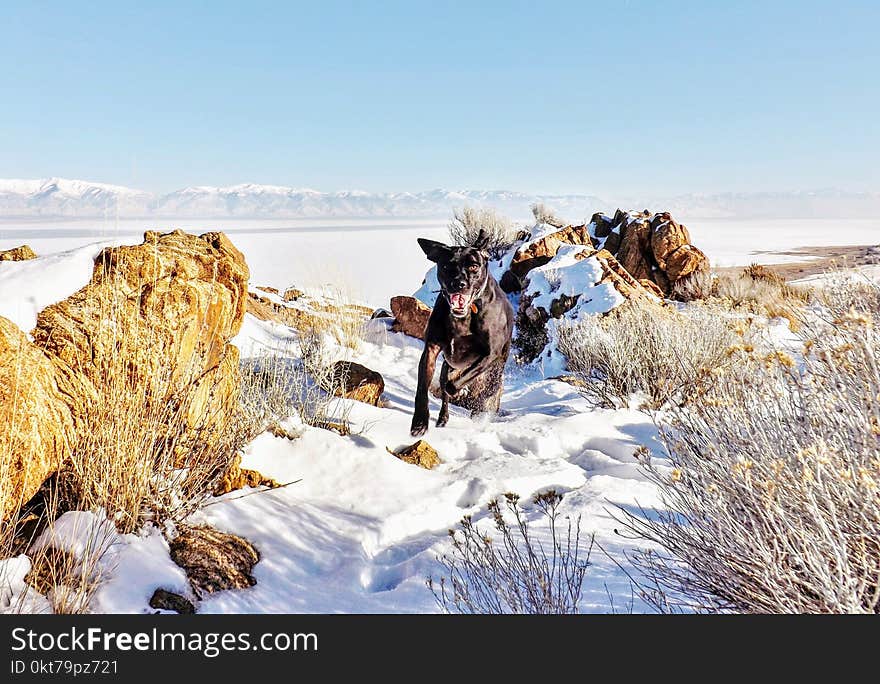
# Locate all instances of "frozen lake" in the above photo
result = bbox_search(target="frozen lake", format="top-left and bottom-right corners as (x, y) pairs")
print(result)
(1, 216), (877, 308)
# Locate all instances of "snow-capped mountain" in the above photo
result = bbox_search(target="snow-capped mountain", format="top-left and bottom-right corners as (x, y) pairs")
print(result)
(1, 177), (877, 220)
(0, 178), (154, 217)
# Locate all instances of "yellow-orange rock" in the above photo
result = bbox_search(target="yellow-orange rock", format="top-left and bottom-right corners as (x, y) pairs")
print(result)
(327, 360), (384, 406)
(0, 245), (37, 262)
(388, 440), (440, 469)
(0, 317), (75, 520)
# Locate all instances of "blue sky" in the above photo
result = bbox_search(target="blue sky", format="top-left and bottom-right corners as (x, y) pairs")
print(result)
(0, 1), (877, 195)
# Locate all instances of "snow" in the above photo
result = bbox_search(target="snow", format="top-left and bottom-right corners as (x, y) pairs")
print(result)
(1, 212), (877, 614)
(190, 316), (666, 613)
(0, 241), (113, 333)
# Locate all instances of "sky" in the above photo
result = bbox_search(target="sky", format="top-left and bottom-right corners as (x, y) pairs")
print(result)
(0, 1), (877, 196)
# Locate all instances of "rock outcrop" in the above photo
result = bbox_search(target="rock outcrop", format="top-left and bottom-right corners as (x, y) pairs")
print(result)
(213, 454), (280, 496)
(0, 245), (37, 262)
(0, 230), (250, 521)
(327, 360), (385, 406)
(506, 224), (594, 282)
(32, 230), (248, 464)
(589, 210), (710, 295)
(0, 318), (75, 521)
(390, 295), (432, 340)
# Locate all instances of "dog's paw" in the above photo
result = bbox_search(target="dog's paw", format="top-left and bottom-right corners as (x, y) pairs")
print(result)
(444, 380), (461, 398)
(410, 419), (429, 437)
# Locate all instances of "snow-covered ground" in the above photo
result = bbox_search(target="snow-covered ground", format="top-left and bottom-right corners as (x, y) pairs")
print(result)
(0, 215), (877, 614)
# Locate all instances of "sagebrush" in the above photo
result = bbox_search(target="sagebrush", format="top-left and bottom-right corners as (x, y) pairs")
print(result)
(428, 491), (593, 614)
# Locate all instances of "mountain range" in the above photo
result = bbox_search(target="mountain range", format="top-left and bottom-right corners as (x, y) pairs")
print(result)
(1, 177), (878, 220)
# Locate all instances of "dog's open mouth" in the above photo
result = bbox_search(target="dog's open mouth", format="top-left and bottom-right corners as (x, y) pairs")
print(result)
(448, 292), (469, 315)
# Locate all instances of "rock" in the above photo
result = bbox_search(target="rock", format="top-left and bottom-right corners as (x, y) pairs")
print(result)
(665, 244), (710, 282)
(213, 453), (280, 496)
(256, 286), (279, 296)
(169, 524), (259, 598)
(149, 589), (195, 614)
(327, 360), (384, 406)
(499, 269), (524, 294)
(32, 230), (249, 466)
(650, 214), (692, 271)
(594, 250), (659, 301)
(282, 288), (304, 302)
(639, 278), (666, 299)
(387, 441), (440, 469)
(0, 317), (76, 521)
(591, 213), (614, 238)
(507, 224), (594, 281)
(390, 295), (432, 340)
(616, 217), (654, 281)
(370, 308), (392, 319)
(0, 245), (37, 261)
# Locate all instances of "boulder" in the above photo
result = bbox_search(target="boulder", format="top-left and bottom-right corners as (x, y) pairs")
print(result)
(0, 245), (37, 262)
(391, 295), (432, 340)
(327, 360), (384, 406)
(507, 224), (594, 281)
(31, 230), (249, 465)
(616, 217), (654, 281)
(0, 317), (75, 521)
(650, 214), (692, 271)
(666, 244), (710, 282)
(387, 441), (441, 469)
(639, 278), (666, 299)
(169, 524), (259, 599)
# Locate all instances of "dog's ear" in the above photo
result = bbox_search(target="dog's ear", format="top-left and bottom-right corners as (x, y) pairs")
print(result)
(472, 229), (490, 252)
(417, 238), (452, 263)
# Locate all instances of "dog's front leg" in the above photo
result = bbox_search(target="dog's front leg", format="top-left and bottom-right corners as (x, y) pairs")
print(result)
(446, 354), (495, 396)
(411, 342), (440, 437)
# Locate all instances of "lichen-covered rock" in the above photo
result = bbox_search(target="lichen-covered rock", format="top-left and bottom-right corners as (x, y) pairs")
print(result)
(390, 295), (432, 340)
(387, 440), (440, 469)
(169, 524), (259, 598)
(31, 230), (249, 464)
(0, 318), (75, 521)
(0, 245), (37, 262)
(327, 360), (384, 406)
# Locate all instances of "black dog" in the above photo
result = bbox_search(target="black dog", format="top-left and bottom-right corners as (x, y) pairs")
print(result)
(410, 230), (515, 437)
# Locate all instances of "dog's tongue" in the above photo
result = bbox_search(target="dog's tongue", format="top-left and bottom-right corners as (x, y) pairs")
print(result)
(449, 293), (467, 310)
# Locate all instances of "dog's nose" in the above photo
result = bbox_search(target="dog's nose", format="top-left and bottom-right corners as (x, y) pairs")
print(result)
(452, 279), (467, 291)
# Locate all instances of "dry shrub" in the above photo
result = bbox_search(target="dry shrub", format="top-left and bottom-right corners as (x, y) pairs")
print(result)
(708, 264), (812, 328)
(557, 299), (741, 409)
(238, 330), (354, 437)
(671, 269), (713, 302)
(448, 206), (518, 259)
(530, 202), (567, 228)
(428, 491), (593, 614)
(619, 301), (880, 613)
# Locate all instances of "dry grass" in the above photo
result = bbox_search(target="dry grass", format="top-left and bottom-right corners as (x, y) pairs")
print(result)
(618, 277), (880, 613)
(238, 330), (355, 437)
(703, 264), (812, 328)
(557, 299), (743, 409)
(530, 202), (567, 228)
(448, 206), (518, 259)
(428, 491), (593, 614)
